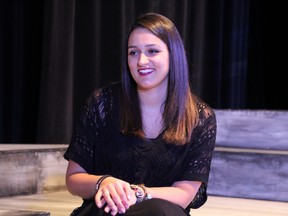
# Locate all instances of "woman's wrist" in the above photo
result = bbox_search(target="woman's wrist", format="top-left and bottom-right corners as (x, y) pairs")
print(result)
(130, 184), (152, 203)
(95, 175), (111, 193)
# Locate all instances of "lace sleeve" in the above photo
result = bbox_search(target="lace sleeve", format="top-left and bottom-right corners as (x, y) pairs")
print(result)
(63, 90), (107, 174)
(187, 104), (217, 208)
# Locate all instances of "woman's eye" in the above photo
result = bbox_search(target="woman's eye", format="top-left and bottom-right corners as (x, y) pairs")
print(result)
(129, 50), (139, 56)
(148, 49), (159, 55)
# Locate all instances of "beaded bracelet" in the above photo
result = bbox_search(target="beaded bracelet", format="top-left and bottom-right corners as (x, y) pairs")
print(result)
(95, 175), (111, 193)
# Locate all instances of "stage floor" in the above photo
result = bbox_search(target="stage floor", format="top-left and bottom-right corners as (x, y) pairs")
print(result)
(0, 190), (286, 216)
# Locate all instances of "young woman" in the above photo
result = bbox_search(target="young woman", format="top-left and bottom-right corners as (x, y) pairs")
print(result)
(64, 13), (216, 216)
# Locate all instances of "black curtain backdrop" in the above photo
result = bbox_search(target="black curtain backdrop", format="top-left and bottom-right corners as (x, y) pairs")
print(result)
(0, 0), (286, 143)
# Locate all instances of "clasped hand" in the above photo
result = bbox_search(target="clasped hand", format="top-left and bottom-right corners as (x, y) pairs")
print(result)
(95, 177), (137, 215)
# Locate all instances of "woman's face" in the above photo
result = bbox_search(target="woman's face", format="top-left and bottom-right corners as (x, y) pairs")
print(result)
(127, 27), (170, 92)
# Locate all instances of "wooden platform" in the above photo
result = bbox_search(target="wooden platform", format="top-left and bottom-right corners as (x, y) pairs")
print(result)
(0, 109), (288, 215)
(208, 146), (288, 202)
(0, 190), (287, 216)
(0, 144), (68, 197)
(210, 109), (288, 202)
(0, 210), (50, 216)
(1, 143), (287, 202)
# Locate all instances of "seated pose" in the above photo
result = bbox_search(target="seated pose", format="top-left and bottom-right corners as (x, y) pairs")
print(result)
(64, 12), (216, 216)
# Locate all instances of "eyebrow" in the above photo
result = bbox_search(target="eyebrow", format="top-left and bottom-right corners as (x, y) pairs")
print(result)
(128, 44), (159, 49)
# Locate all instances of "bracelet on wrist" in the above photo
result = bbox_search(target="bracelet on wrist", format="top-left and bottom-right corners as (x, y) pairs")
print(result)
(130, 184), (152, 203)
(130, 184), (144, 203)
(95, 175), (111, 193)
(138, 184), (152, 200)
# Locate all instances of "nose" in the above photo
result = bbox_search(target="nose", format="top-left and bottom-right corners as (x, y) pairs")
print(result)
(137, 53), (149, 66)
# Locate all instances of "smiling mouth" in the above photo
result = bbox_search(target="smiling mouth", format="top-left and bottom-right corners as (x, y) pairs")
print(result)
(138, 68), (153, 76)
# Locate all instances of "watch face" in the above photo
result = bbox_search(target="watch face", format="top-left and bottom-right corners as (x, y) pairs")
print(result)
(136, 190), (144, 198)
(131, 185), (144, 198)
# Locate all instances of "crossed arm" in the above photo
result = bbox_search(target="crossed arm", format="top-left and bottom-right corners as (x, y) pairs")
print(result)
(66, 160), (201, 216)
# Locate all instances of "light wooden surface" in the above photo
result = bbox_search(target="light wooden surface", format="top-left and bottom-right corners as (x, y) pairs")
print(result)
(0, 190), (287, 216)
(192, 196), (288, 216)
(0, 191), (80, 216)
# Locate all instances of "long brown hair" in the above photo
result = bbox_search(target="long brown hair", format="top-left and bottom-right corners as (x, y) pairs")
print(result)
(121, 13), (199, 145)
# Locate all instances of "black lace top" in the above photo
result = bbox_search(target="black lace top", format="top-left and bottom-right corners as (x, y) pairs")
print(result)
(64, 82), (216, 211)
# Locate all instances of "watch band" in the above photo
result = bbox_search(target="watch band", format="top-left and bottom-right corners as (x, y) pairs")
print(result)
(130, 184), (152, 203)
(130, 184), (145, 203)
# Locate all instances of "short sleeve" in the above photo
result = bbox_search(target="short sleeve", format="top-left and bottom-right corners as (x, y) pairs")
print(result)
(64, 91), (106, 174)
(183, 105), (217, 208)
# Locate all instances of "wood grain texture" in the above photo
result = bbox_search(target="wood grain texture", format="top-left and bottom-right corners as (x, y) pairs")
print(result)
(215, 110), (288, 150)
(0, 191), (287, 216)
(0, 145), (68, 197)
(208, 149), (288, 202)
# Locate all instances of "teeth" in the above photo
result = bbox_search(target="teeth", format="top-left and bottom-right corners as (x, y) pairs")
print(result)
(139, 69), (153, 74)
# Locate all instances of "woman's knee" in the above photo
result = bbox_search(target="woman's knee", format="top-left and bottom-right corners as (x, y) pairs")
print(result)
(125, 198), (188, 216)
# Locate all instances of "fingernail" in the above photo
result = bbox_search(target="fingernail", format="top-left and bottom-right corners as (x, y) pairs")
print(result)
(104, 207), (109, 212)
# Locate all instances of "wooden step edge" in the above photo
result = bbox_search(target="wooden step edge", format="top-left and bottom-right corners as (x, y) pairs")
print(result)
(215, 146), (288, 155)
